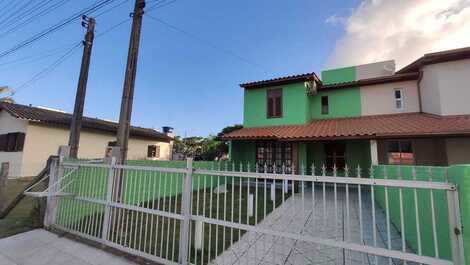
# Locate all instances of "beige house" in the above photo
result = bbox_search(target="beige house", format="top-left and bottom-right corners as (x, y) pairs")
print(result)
(0, 103), (173, 178)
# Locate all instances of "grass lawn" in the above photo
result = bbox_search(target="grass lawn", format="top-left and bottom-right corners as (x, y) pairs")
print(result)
(61, 178), (289, 265)
(0, 178), (43, 239)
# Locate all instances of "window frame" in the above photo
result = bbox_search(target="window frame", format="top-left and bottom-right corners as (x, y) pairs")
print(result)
(0, 132), (25, 152)
(386, 139), (415, 165)
(256, 141), (292, 173)
(394, 88), (404, 110)
(266, 88), (283, 119)
(321, 96), (329, 115)
(147, 145), (160, 158)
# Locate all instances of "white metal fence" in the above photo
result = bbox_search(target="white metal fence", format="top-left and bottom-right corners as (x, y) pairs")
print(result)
(45, 158), (465, 265)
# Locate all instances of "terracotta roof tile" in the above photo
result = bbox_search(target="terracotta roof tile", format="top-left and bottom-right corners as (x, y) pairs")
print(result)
(223, 113), (470, 140)
(0, 102), (172, 142)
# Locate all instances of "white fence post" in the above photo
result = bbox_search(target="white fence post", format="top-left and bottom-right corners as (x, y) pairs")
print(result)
(447, 189), (465, 264)
(44, 145), (69, 228)
(102, 146), (120, 241)
(179, 157), (193, 264)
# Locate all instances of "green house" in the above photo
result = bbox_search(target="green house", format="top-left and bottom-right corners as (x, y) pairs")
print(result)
(223, 48), (470, 175)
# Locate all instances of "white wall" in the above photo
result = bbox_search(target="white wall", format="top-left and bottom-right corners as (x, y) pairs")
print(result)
(360, 80), (420, 116)
(421, 59), (470, 115)
(0, 111), (28, 178)
(446, 137), (470, 165)
(356, 60), (395, 80)
(21, 124), (172, 177)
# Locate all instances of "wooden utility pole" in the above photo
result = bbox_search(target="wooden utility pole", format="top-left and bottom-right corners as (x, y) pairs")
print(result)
(68, 16), (96, 158)
(116, 0), (146, 164)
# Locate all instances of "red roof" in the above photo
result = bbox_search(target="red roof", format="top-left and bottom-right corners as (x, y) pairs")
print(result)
(223, 113), (470, 140)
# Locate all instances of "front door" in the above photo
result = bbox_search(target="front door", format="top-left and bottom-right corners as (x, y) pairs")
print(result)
(324, 142), (346, 171)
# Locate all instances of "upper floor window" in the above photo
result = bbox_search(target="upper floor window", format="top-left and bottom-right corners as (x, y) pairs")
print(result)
(387, 140), (414, 165)
(394, 88), (404, 110)
(147, 145), (160, 158)
(321, 96), (329, 115)
(0, 132), (25, 152)
(267, 88), (282, 118)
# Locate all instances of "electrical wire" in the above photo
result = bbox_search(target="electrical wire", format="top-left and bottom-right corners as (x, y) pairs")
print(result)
(12, 42), (82, 95)
(0, 0), (117, 59)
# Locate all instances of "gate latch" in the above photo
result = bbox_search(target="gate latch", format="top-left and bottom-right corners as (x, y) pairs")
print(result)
(454, 227), (461, 236)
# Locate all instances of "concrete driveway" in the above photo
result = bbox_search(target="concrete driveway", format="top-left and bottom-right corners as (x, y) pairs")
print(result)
(0, 229), (137, 265)
(211, 186), (414, 265)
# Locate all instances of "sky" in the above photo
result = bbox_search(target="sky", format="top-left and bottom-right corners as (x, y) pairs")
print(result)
(1, 0), (470, 137)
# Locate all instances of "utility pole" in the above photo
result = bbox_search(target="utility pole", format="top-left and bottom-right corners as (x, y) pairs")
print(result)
(68, 16), (95, 158)
(116, 0), (146, 164)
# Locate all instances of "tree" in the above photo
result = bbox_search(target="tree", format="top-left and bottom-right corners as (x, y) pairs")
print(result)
(0, 86), (14, 103)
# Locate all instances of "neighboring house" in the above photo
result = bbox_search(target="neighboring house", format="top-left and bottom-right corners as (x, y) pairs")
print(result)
(0, 102), (174, 178)
(223, 47), (470, 174)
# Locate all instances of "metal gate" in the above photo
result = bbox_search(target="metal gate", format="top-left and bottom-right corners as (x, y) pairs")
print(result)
(45, 158), (465, 265)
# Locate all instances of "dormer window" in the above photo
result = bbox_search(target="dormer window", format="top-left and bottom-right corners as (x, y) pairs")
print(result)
(394, 88), (404, 110)
(267, 88), (282, 118)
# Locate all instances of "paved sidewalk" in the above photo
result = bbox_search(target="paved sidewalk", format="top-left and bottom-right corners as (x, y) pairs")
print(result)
(211, 186), (415, 265)
(0, 229), (137, 265)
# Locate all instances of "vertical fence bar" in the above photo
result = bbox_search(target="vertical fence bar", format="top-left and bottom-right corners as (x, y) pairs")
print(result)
(179, 158), (192, 264)
(102, 157), (116, 241)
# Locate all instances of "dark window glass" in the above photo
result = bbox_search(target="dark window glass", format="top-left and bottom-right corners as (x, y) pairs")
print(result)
(0, 133), (25, 152)
(267, 88), (282, 118)
(147, 145), (160, 158)
(387, 140), (414, 165)
(108, 141), (117, 147)
(325, 142), (346, 171)
(321, 96), (329, 115)
(256, 141), (292, 173)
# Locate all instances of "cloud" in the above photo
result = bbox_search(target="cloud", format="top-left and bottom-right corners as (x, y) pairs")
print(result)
(326, 0), (470, 69)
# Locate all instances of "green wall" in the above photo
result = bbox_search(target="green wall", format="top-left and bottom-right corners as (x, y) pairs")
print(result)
(243, 83), (309, 128)
(321, 66), (356, 85)
(229, 140), (256, 170)
(373, 165), (452, 261)
(309, 88), (362, 119)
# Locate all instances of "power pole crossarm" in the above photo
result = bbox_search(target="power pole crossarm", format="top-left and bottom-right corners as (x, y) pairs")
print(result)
(116, 0), (146, 164)
(68, 16), (96, 158)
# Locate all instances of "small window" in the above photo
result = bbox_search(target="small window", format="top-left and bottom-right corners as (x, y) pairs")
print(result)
(394, 88), (404, 110)
(108, 141), (117, 147)
(147, 145), (160, 158)
(0, 133), (25, 152)
(321, 96), (329, 115)
(267, 88), (282, 118)
(387, 140), (414, 165)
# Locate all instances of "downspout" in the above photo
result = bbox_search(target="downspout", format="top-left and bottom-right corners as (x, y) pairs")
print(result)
(417, 70), (423, 113)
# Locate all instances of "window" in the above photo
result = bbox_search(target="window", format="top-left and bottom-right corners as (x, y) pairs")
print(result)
(394, 88), (404, 110)
(0, 132), (25, 152)
(267, 88), (282, 118)
(256, 141), (292, 173)
(387, 140), (414, 165)
(321, 96), (329, 115)
(108, 141), (117, 147)
(147, 145), (160, 158)
(325, 142), (346, 171)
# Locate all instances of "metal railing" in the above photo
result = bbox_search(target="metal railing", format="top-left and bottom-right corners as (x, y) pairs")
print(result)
(46, 159), (465, 265)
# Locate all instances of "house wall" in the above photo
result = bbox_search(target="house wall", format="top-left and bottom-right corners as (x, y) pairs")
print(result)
(229, 140), (256, 169)
(310, 87), (362, 119)
(355, 60), (395, 80)
(445, 137), (470, 165)
(21, 123), (171, 177)
(0, 110), (28, 177)
(421, 59), (470, 115)
(360, 80), (420, 116)
(243, 83), (310, 128)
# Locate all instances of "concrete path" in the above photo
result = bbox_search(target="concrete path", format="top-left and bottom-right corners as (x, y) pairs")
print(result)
(211, 186), (416, 265)
(0, 229), (137, 265)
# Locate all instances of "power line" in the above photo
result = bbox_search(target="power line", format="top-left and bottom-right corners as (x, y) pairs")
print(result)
(0, 0), (117, 59)
(13, 42), (82, 95)
(0, 0), (73, 38)
(145, 14), (269, 73)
